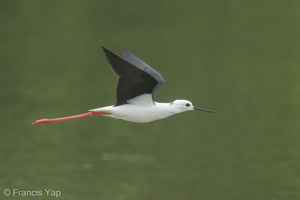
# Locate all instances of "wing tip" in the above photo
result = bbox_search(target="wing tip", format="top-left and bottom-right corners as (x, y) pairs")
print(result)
(101, 46), (108, 52)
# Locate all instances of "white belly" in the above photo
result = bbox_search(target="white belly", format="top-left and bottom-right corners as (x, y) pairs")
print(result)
(111, 104), (173, 123)
(90, 103), (175, 123)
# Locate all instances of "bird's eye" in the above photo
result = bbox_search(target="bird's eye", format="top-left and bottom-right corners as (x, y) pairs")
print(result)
(185, 103), (191, 107)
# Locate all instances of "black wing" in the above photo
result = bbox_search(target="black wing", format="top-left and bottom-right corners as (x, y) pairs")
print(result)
(102, 47), (164, 106)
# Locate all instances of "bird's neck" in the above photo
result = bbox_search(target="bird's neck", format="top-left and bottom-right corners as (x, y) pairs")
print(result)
(154, 102), (180, 115)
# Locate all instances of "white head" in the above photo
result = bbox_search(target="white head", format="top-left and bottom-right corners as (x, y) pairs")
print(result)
(170, 99), (215, 114)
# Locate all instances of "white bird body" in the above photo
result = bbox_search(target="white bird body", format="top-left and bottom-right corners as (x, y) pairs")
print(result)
(89, 94), (193, 123)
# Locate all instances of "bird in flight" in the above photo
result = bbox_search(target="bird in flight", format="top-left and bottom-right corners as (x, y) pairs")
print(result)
(32, 47), (215, 124)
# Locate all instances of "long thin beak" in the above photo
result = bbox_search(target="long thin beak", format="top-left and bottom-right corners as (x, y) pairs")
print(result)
(193, 107), (216, 113)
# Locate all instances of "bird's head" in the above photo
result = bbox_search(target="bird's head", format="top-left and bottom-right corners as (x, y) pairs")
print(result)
(170, 99), (216, 113)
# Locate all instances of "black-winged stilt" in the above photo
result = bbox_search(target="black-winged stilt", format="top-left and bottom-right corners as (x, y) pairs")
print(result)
(32, 47), (215, 124)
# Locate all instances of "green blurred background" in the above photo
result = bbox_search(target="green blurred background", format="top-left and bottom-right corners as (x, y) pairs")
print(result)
(1, 0), (299, 199)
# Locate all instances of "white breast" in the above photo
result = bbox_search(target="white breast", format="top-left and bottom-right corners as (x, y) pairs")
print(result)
(110, 103), (174, 123)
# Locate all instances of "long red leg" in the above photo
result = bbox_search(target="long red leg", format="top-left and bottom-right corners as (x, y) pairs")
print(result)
(32, 112), (111, 125)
